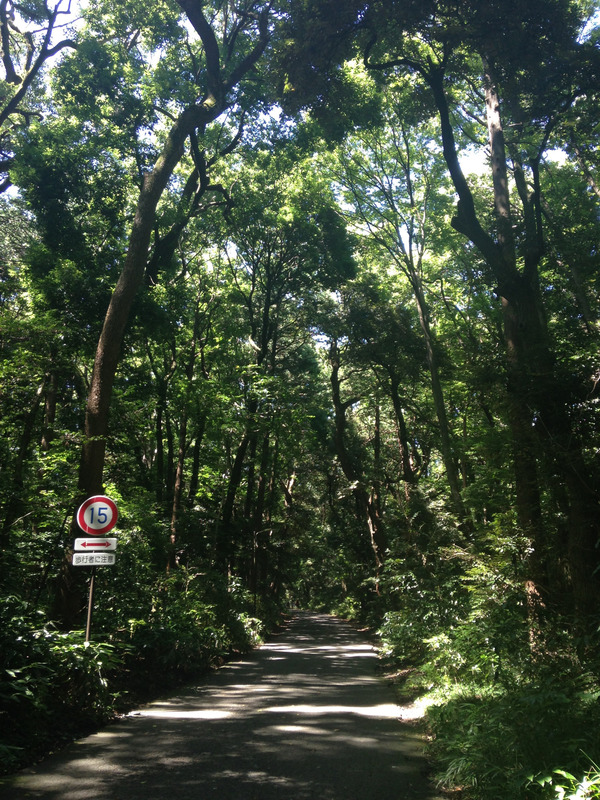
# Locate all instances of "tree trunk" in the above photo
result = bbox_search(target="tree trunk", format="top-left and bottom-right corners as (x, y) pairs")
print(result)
(78, 107), (209, 496)
(217, 426), (252, 575)
(41, 371), (58, 451)
(329, 342), (387, 569)
(249, 431), (271, 598)
(413, 280), (465, 517)
(168, 413), (188, 571)
(244, 434), (258, 519)
(427, 62), (600, 615)
(165, 413), (175, 509)
(1, 378), (46, 555)
(187, 416), (207, 506)
(155, 400), (165, 504)
(389, 374), (415, 488)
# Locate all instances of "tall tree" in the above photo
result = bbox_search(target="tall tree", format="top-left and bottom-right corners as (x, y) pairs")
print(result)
(333, 80), (467, 519)
(212, 143), (355, 576)
(327, 336), (388, 572)
(74, 0), (272, 501)
(278, 0), (600, 617)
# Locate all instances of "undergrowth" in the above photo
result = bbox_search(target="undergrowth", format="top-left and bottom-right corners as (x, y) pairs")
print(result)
(0, 571), (274, 776)
(376, 537), (600, 800)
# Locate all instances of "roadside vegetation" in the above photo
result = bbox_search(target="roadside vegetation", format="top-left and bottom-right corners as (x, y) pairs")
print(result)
(0, 569), (270, 773)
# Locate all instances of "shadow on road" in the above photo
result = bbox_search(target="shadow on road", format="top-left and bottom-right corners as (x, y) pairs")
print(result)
(0, 612), (441, 800)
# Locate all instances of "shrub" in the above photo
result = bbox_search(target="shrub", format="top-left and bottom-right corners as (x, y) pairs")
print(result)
(0, 597), (124, 773)
(0, 570), (272, 775)
(426, 680), (600, 799)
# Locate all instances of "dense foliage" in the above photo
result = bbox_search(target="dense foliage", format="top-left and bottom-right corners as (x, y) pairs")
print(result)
(1, 1), (600, 796)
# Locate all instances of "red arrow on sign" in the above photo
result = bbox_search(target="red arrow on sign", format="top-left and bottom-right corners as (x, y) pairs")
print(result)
(74, 537), (117, 552)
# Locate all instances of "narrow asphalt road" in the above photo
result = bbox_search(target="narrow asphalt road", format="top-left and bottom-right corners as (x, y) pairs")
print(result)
(0, 612), (441, 799)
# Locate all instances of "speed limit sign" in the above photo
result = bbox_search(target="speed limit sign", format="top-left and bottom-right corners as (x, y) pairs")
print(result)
(76, 496), (118, 535)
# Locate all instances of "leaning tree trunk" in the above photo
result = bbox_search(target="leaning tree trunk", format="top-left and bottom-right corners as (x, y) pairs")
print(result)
(78, 106), (213, 497)
(77, 0), (270, 499)
(61, 2), (270, 628)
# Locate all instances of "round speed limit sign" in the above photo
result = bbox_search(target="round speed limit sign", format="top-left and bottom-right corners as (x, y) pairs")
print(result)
(76, 495), (118, 535)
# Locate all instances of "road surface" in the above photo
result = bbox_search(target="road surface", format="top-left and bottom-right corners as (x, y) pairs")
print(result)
(0, 611), (441, 799)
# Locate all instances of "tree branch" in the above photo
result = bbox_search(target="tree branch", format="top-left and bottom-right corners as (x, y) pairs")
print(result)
(176, 0), (223, 104)
(1, 0), (18, 83)
(226, 7), (270, 91)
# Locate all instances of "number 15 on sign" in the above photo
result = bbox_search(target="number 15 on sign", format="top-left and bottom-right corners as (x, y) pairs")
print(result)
(76, 495), (118, 535)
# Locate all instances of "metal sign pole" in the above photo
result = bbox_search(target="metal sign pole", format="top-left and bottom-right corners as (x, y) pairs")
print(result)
(85, 566), (96, 643)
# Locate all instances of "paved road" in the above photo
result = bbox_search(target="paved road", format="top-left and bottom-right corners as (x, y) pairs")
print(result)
(0, 612), (440, 799)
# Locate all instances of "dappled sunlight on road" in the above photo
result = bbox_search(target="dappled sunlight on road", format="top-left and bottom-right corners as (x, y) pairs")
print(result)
(266, 703), (402, 718)
(133, 708), (233, 720)
(0, 612), (439, 800)
(263, 642), (374, 653)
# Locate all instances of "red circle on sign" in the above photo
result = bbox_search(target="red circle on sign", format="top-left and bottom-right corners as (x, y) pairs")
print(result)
(76, 495), (118, 535)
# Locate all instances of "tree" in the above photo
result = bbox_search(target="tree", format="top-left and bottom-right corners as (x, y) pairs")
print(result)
(277, 0), (600, 617)
(78, 0), (272, 504)
(211, 142), (355, 578)
(332, 77), (468, 519)
(363, 0), (600, 617)
(4, 0), (275, 623)
(0, 0), (76, 193)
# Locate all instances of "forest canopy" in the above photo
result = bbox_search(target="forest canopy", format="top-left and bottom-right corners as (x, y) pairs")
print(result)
(1, 1), (600, 797)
